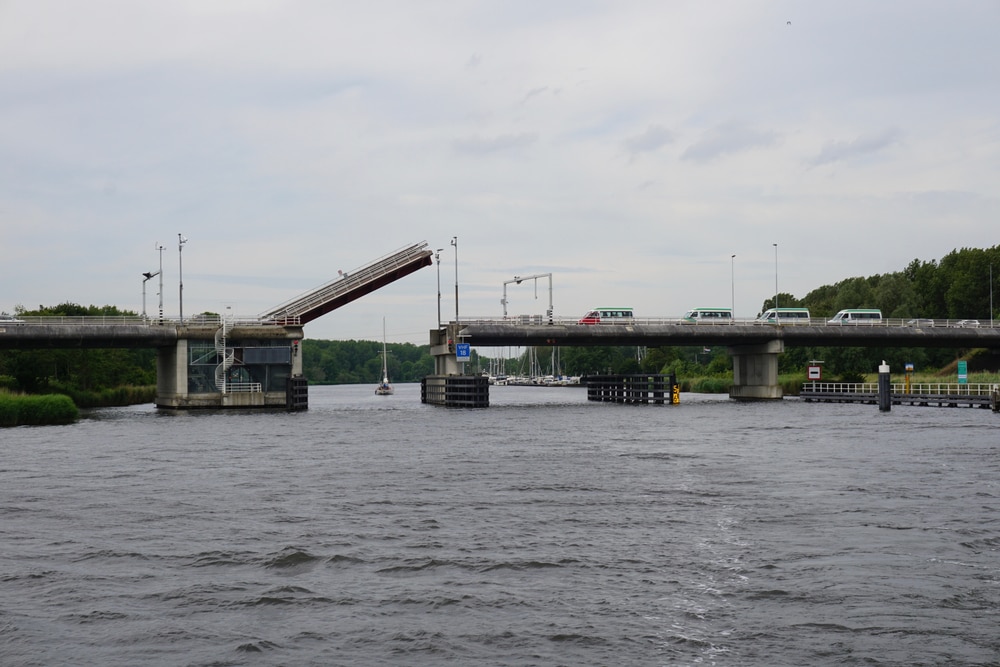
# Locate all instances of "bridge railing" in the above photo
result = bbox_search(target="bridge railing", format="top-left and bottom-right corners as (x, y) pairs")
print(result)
(454, 316), (998, 328)
(5, 315), (300, 327)
(260, 241), (431, 320)
(226, 382), (263, 393)
(803, 382), (1000, 396)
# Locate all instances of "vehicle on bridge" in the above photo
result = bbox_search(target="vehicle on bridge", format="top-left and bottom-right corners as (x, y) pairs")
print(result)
(681, 308), (733, 324)
(757, 307), (811, 324)
(827, 308), (883, 325)
(0, 313), (25, 325)
(577, 307), (634, 325)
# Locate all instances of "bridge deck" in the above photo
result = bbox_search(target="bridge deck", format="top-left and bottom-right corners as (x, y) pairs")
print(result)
(455, 321), (1000, 348)
(260, 242), (433, 325)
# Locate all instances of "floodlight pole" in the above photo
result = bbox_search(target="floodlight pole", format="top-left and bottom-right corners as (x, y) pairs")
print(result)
(178, 234), (187, 323)
(142, 270), (160, 322)
(773, 243), (779, 311)
(155, 242), (165, 323)
(451, 237), (459, 325)
(435, 248), (443, 327)
(731, 254), (736, 323)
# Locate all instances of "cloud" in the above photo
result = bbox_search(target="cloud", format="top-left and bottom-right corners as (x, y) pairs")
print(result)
(622, 124), (674, 160)
(808, 128), (903, 167)
(521, 86), (550, 104)
(681, 122), (778, 162)
(453, 132), (539, 155)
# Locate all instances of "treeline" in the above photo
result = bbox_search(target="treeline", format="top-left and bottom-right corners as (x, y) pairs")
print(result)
(302, 339), (435, 384)
(767, 245), (1000, 323)
(0, 303), (157, 406)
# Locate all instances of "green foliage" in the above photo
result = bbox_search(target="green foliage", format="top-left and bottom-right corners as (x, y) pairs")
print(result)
(0, 390), (78, 427)
(301, 339), (434, 384)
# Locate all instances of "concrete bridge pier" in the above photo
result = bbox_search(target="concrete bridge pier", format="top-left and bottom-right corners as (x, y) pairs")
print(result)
(423, 325), (489, 407)
(155, 324), (305, 409)
(429, 325), (462, 376)
(728, 340), (784, 400)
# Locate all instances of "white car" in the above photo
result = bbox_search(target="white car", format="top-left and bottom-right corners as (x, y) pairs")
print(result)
(956, 319), (981, 328)
(0, 313), (25, 325)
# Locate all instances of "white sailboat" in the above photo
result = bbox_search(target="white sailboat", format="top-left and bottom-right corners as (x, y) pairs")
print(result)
(375, 318), (394, 395)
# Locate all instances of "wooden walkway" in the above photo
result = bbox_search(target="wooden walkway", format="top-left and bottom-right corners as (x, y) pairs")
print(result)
(800, 382), (1000, 410)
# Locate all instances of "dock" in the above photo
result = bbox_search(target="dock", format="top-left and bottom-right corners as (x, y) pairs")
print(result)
(800, 382), (1000, 409)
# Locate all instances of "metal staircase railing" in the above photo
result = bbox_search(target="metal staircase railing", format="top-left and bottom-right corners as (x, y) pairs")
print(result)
(214, 320), (236, 394)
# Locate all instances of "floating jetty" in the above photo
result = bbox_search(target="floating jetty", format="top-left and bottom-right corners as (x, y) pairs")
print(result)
(800, 382), (1000, 410)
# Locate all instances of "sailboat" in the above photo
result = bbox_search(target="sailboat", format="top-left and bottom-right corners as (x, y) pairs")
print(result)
(375, 318), (394, 395)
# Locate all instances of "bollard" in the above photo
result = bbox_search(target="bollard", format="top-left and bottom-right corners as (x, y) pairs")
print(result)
(878, 360), (891, 412)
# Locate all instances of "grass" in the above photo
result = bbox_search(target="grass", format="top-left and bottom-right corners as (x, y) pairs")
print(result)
(0, 390), (78, 427)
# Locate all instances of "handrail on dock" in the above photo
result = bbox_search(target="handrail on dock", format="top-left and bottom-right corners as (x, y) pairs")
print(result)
(802, 381), (999, 396)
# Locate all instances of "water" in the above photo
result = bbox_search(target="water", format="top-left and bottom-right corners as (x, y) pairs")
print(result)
(2, 385), (998, 666)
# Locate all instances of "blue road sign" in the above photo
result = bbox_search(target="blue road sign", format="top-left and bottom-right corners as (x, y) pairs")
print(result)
(456, 343), (471, 360)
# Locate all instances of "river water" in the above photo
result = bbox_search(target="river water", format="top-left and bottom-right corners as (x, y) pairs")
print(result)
(2, 384), (998, 666)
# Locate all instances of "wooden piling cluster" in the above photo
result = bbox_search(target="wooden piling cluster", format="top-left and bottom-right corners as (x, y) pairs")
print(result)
(584, 374), (680, 405)
(421, 375), (490, 407)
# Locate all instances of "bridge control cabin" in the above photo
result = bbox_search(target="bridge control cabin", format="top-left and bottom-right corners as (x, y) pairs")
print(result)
(156, 322), (305, 409)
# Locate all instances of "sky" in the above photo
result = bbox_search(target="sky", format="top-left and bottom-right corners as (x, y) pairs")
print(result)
(2, 1), (998, 344)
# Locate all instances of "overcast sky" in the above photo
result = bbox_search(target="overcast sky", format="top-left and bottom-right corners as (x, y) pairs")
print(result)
(2, 1), (998, 343)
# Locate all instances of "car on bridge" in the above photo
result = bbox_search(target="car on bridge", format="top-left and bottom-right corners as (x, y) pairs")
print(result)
(0, 313), (25, 325)
(906, 318), (935, 327)
(681, 308), (733, 323)
(956, 319), (981, 328)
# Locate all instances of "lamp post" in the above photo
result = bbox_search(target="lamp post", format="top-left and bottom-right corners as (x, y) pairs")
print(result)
(141, 270), (159, 321)
(773, 243), (778, 311)
(451, 236), (459, 325)
(178, 234), (187, 323)
(731, 254), (736, 323)
(155, 242), (165, 323)
(435, 248), (443, 327)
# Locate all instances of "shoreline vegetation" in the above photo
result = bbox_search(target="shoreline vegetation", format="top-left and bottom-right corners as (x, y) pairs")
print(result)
(0, 386), (155, 428)
(0, 391), (78, 427)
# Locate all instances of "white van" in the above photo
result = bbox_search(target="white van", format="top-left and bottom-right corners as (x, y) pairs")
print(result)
(681, 308), (733, 324)
(757, 308), (811, 324)
(827, 309), (882, 325)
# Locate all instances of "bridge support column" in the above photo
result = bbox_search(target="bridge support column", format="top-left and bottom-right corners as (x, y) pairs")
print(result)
(155, 340), (186, 407)
(429, 326), (462, 376)
(729, 340), (784, 400)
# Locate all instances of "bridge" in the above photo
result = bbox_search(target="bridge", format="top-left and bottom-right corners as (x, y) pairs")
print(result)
(452, 317), (1000, 348)
(436, 317), (1000, 400)
(5, 243), (999, 405)
(0, 242), (434, 409)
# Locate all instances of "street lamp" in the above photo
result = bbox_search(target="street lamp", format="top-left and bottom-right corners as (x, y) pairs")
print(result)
(731, 254), (736, 323)
(178, 234), (188, 323)
(435, 248), (443, 327)
(155, 241), (165, 323)
(451, 236), (459, 325)
(773, 243), (778, 312)
(141, 270), (160, 321)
